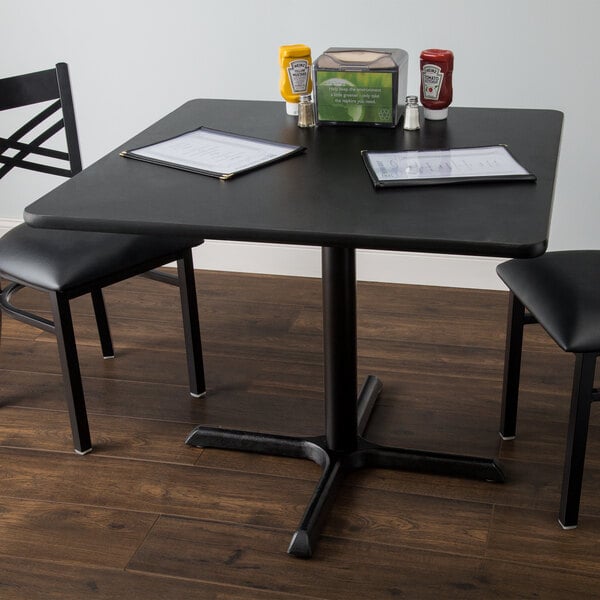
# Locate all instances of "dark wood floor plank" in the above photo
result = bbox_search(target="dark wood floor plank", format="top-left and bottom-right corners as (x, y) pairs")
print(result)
(346, 460), (563, 512)
(0, 556), (312, 600)
(499, 416), (600, 469)
(355, 279), (507, 316)
(294, 305), (509, 351)
(192, 269), (323, 308)
(0, 336), (191, 385)
(0, 448), (315, 530)
(0, 368), (194, 418)
(476, 560), (600, 599)
(0, 406), (200, 462)
(0, 365), (323, 437)
(323, 485), (492, 554)
(34, 297), (305, 353)
(0, 317), (41, 341)
(195, 448), (320, 479)
(128, 515), (490, 600)
(0, 497), (156, 569)
(487, 505), (600, 576)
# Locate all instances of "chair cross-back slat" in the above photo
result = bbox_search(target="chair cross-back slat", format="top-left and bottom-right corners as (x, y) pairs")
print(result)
(0, 68), (59, 110)
(0, 72), (75, 180)
(1, 134), (69, 160)
(0, 99), (62, 148)
(0, 117), (71, 179)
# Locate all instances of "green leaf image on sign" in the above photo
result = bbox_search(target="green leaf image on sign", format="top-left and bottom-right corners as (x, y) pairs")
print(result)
(316, 71), (394, 124)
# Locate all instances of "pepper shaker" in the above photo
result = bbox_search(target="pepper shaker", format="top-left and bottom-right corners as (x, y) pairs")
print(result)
(297, 94), (315, 127)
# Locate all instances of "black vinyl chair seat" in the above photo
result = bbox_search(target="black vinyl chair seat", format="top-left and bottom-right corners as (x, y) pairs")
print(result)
(497, 249), (600, 529)
(0, 223), (199, 292)
(497, 250), (600, 353)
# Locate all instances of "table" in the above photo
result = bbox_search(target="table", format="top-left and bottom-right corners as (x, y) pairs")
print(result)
(25, 100), (563, 557)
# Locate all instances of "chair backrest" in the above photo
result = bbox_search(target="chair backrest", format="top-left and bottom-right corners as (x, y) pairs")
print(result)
(0, 62), (82, 180)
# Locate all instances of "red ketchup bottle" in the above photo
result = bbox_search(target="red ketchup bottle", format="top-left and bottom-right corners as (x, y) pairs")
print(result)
(420, 49), (454, 120)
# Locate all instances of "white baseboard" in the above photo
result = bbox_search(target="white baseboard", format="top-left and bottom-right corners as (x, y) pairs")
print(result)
(0, 218), (506, 290)
(196, 240), (507, 290)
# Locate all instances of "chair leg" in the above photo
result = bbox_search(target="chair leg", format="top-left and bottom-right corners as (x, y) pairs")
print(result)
(0, 281), (3, 347)
(558, 352), (596, 529)
(177, 249), (206, 397)
(91, 288), (114, 359)
(499, 292), (526, 440)
(49, 292), (92, 454)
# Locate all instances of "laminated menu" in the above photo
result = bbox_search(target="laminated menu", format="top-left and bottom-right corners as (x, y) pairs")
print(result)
(121, 127), (305, 180)
(362, 145), (536, 188)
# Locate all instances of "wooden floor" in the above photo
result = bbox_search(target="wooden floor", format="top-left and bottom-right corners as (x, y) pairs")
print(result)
(1, 268), (600, 599)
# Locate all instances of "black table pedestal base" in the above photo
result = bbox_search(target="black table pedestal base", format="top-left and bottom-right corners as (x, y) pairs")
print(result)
(187, 248), (505, 558)
(185, 375), (505, 558)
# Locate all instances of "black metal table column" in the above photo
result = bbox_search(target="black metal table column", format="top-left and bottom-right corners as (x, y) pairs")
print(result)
(322, 246), (359, 453)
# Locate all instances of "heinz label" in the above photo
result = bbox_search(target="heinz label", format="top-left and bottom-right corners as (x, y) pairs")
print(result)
(287, 59), (311, 94)
(421, 64), (444, 101)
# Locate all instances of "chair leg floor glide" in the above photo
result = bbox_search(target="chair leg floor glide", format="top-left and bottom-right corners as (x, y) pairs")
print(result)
(74, 447), (93, 456)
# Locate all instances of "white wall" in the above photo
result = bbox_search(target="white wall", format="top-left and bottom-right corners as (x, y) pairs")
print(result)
(1, 0), (598, 289)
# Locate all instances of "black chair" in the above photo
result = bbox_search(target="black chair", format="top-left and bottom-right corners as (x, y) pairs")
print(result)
(0, 63), (206, 455)
(497, 250), (600, 528)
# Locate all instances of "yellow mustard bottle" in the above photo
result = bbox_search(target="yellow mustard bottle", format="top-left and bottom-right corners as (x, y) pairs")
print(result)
(279, 44), (312, 116)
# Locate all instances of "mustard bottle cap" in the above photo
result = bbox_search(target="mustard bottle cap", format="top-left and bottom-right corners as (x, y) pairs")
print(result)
(279, 44), (311, 61)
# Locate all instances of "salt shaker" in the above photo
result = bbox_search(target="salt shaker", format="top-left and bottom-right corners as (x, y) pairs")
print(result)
(297, 94), (316, 128)
(403, 96), (420, 130)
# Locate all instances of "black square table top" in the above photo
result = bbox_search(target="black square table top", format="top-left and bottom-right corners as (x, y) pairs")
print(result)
(24, 99), (563, 259)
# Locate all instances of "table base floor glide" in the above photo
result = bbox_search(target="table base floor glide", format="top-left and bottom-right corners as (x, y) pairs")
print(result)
(186, 247), (505, 558)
